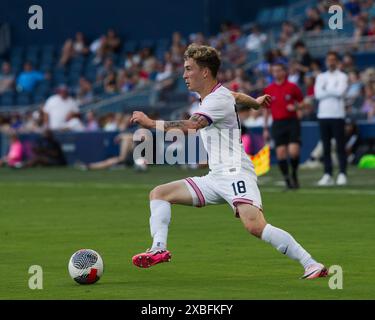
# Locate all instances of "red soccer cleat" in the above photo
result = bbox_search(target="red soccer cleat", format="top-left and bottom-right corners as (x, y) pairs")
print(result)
(132, 249), (172, 268)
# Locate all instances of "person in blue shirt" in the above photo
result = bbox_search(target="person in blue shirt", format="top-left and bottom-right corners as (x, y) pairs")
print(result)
(16, 61), (46, 92)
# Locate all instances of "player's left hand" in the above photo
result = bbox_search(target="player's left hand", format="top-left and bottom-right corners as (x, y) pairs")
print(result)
(256, 95), (272, 109)
(130, 111), (154, 129)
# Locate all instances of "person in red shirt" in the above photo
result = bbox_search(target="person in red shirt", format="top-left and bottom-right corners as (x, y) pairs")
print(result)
(263, 63), (304, 189)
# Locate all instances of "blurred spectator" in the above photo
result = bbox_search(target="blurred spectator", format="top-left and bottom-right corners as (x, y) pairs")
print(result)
(150, 61), (177, 106)
(277, 21), (300, 56)
(19, 110), (44, 133)
(75, 77), (94, 105)
(245, 25), (267, 52)
(124, 51), (141, 70)
(0, 61), (15, 93)
(103, 113), (118, 131)
(361, 83), (375, 119)
(155, 52), (174, 82)
(362, 67), (375, 83)
(345, 0), (361, 20)
(59, 39), (74, 66)
(104, 29), (121, 54)
(346, 70), (363, 102)
(340, 53), (356, 73)
(0, 132), (23, 168)
(91, 29), (121, 65)
(352, 16), (369, 49)
(96, 57), (116, 83)
(73, 32), (89, 55)
(310, 59), (322, 77)
(104, 71), (118, 93)
(141, 47), (158, 78)
(170, 32), (186, 66)
(90, 35), (107, 64)
(85, 110), (99, 131)
(117, 69), (135, 93)
(24, 129), (66, 167)
(254, 50), (274, 85)
(243, 108), (265, 128)
(303, 7), (324, 33)
(62, 112), (85, 132)
(43, 85), (80, 130)
(367, 17), (375, 37)
(300, 73), (316, 120)
(9, 113), (23, 131)
(16, 62), (47, 92)
(189, 32), (206, 46)
(293, 41), (313, 76)
(288, 60), (302, 85)
(59, 32), (89, 66)
(186, 92), (200, 116)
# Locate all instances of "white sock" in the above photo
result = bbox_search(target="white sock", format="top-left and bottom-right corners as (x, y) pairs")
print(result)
(261, 224), (316, 269)
(149, 200), (171, 250)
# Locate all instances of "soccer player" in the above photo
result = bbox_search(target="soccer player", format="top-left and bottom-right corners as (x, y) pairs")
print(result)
(263, 63), (304, 189)
(130, 44), (327, 279)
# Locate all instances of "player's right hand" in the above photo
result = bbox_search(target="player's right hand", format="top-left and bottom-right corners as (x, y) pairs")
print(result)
(256, 95), (272, 109)
(130, 111), (155, 129)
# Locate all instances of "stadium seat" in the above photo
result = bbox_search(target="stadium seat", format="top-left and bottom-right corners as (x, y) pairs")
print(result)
(256, 8), (272, 26)
(35, 81), (51, 95)
(139, 39), (155, 49)
(0, 92), (14, 106)
(122, 40), (138, 53)
(33, 93), (48, 104)
(16, 92), (31, 105)
(271, 6), (287, 24)
(10, 46), (24, 60)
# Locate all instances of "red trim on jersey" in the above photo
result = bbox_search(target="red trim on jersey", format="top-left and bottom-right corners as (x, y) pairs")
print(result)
(232, 198), (263, 218)
(193, 112), (213, 125)
(210, 82), (222, 93)
(185, 178), (205, 207)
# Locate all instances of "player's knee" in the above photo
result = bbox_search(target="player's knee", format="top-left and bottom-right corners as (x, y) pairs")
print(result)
(149, 185), (168, 201)
(245, 224), (264, 238)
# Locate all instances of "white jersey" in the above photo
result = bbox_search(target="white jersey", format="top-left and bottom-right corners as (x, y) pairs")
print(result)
(192, 84), (254, 175)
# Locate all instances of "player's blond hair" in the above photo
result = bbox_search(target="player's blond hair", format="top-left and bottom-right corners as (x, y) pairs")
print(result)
(184, 44), (221, 78)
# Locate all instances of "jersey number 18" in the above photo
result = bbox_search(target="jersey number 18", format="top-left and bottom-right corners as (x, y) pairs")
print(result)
(232, 181), (246, 195)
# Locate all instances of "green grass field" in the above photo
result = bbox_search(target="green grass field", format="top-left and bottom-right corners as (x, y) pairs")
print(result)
(0, 165), (374, 300)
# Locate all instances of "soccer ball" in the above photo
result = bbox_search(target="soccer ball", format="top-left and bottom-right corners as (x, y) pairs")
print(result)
(134, 157), (148, 171)
(68, 249), (104, 284)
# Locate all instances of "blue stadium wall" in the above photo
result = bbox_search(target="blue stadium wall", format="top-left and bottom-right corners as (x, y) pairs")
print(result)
(1, 123), (375, 165)
(1, 0), (284, 46)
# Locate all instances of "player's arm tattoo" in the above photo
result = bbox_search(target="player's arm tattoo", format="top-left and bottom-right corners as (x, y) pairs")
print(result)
(163, 114), (209, 132)
(231, 92), (260, 110)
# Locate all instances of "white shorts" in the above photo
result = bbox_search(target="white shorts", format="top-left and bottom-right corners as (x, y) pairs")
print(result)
(183, 170), (263, 218)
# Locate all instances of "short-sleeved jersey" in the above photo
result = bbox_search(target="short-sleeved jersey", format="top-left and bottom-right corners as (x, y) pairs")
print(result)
(192, 84), (254, 175)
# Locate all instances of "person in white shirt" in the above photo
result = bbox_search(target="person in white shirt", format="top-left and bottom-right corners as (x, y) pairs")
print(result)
(43, 85), (80, 131)
(245, 25), (267, 53)
(314, 51), (349, 186)
(129, 44), (327, 280)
